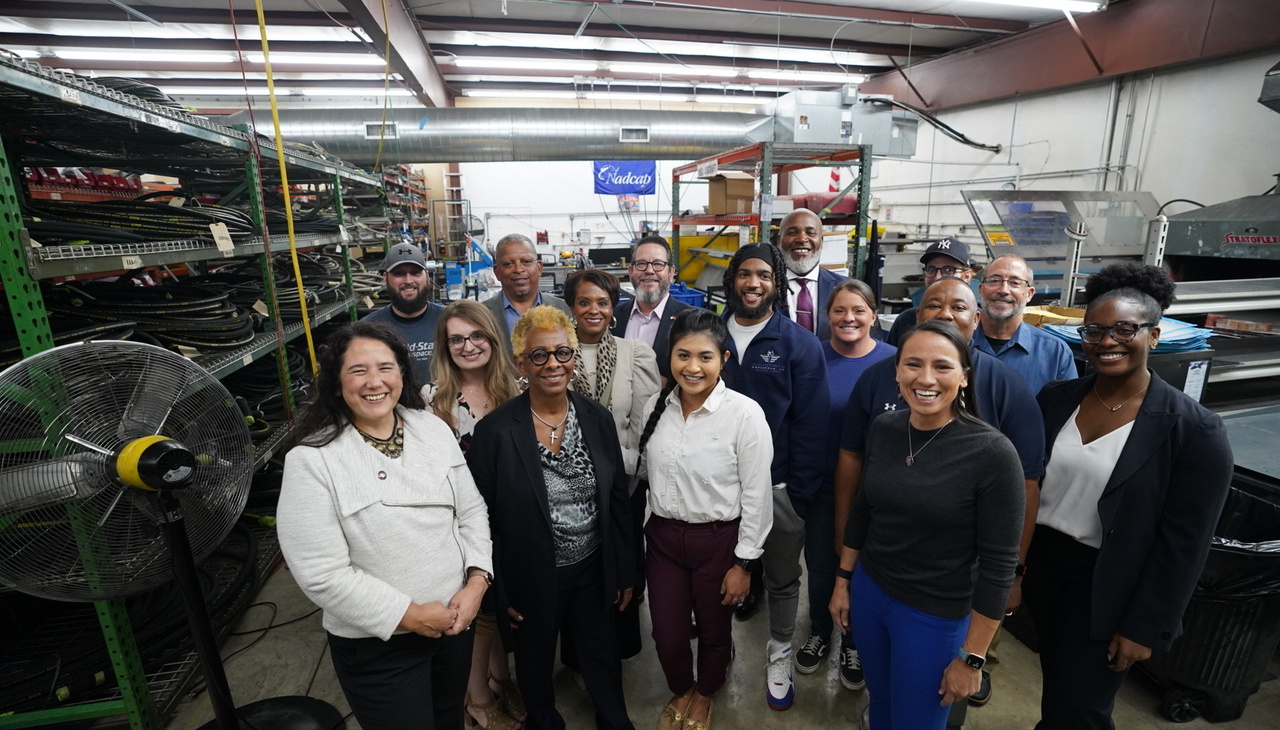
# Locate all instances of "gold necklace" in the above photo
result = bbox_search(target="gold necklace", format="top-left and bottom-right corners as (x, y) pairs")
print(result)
(356, 414), (404, 458)
(1093, 378), (1150, 412)
(906, 418), (953, 467)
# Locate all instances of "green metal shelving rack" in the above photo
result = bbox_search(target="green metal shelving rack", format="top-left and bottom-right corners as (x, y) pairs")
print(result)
(0, 55), (379, 729)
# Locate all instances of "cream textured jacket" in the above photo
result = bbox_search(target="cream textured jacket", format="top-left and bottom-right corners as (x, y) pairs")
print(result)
(278, 408), (492, 640)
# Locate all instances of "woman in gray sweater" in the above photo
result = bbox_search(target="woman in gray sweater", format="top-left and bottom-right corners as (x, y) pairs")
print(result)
(278, 321), (493, 730)
(829, 320), (1024, 730)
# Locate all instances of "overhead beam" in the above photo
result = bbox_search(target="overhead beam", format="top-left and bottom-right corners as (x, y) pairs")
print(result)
(430, 44), (884, 76)
(858, 0), (1280, 110)
(339, 0), (450, 107)
(554, 0), (1026, 34)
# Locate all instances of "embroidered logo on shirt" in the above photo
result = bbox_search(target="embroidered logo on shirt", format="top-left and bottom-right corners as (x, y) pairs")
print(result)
(883, 403), (897, 411)
(760, 350), (781, 364)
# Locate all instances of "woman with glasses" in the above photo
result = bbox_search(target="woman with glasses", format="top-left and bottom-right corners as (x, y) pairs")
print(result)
(562, 269), (660, 664)
(467, 306), (636, 730)
(425, 301), (525, 729)
(1025, 263), (1232, 729)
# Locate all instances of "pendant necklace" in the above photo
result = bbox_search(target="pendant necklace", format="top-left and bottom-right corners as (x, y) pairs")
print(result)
(906, 418), (953, 467)
(1093, 377), (1150, 413)
(531, 405), (570, 443)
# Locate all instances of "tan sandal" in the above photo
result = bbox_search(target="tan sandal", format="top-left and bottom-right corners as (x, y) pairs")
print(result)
(489, 676), (527, 723)
(466, 695), (522, 730)
(683, 699), (713, 730)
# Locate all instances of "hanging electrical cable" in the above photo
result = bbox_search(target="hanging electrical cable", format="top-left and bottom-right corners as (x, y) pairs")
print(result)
(867, 98), (1002, 153)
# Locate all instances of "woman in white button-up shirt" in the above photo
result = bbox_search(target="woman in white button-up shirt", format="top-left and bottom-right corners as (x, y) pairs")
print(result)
(636, 308), (773, 730)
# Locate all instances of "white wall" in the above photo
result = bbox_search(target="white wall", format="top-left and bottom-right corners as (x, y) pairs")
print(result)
(460, 50), (1280, 256)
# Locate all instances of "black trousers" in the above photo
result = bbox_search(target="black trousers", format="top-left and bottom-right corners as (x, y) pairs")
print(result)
(1023, 525), (1128, 730)
(513, 551), (634, 730)
(328, 628), (473, 730)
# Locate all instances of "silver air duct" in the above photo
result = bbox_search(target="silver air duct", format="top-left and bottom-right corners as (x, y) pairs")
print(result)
(227, 107), (775, 164)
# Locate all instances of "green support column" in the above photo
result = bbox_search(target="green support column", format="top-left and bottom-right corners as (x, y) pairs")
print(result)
(853, 147), (874, 282)
(758, 143), (774, 246)
(0, 137), (53, 357)
(244, 155), (295, 419)
(331, 175), (357, 321)
(94, 599), (157, 730)
(670, 171), (682, 270)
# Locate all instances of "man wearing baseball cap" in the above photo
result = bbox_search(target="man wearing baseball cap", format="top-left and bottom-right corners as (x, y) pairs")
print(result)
(885, 237), (976, 346)
(362, 242), (444, 384)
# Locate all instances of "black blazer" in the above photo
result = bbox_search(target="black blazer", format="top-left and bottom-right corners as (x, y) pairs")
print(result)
(1036, 372), (1233, 651)
(467, 391), (634, 630)
(612, 296), (697, 380)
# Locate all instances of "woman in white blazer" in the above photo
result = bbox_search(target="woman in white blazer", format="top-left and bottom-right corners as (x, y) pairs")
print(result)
(564, 268), (660, 662)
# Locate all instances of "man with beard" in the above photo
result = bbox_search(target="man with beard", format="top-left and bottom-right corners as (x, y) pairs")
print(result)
(362, 242), (444, 384)
(833, 278), (1045, 719)
(974, 255), (1075, 394)
(777, 209), (849, 340)
(886, 237), (976, 346)
(720, 243), (828, 712)
(483, 233), (572, 361)
(612, 235), (695, 380)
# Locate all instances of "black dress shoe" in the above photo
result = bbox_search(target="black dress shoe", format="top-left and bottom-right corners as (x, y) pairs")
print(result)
(968, 670), (992, 706)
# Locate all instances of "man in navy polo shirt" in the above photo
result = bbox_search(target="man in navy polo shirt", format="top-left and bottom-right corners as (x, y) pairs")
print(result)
(720, 243), (828, 712)
(834, 277), (1046, 715)
(974, 255), (1076, 394)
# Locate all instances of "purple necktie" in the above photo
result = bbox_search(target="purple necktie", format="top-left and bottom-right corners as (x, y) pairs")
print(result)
(797, 278), (814, 333)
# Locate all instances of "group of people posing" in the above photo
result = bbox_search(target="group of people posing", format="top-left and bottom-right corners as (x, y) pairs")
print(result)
(276, 208), (1234, 730)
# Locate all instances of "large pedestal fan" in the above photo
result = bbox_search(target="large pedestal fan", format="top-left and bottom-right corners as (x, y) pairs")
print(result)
(0, 341), (342, 729)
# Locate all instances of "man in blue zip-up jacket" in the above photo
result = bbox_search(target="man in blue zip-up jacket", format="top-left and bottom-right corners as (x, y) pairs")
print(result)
(720, 243), (829, 712)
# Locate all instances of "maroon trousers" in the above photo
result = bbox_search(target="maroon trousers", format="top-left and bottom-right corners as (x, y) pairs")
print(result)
(645, 515), (740, 697)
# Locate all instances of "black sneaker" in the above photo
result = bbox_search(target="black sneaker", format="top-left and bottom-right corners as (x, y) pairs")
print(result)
(839, 646), (865, 690)
(795, 634), (829, 675)
(969, 670), (992, 706)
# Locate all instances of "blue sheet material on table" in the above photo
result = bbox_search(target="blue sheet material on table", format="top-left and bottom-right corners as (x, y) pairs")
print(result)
(1043, 317), (1214, 353)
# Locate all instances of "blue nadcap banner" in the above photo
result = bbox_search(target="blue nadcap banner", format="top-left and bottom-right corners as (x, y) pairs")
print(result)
(594, 160), (656, 195)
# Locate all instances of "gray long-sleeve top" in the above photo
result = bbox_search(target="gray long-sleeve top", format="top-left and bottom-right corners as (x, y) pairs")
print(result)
(844, 410), (1024, 620)
(278, 408), (492, 639)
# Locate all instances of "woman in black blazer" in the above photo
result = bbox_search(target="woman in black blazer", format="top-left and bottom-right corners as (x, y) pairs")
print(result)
(467, 305), (636, 730)
(1024, 263), (1233, 730)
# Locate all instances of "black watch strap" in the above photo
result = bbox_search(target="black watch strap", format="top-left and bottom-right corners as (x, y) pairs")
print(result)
(733, 557), (759, 572)
(835, 567), (853, 580)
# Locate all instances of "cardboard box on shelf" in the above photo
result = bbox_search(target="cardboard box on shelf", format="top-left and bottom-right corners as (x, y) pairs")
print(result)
(1206, 313), (1275, 333)
(708, 172), (755, 215)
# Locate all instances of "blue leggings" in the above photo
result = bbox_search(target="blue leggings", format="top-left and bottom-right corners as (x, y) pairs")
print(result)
(850, 564), (970, 730)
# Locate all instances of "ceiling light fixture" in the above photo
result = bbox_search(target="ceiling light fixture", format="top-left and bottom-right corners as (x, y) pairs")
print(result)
(968, 0), (1106, 12)
(54, 49), (236, 63)
(460, 89), (579, 99)
(244, 52), (387, 66)
(452, 57), (598, 72)
(584, 91), (689, 102)
(747, 69), (864, 83)
(299, 87), (413, 96)
(160, 86), (282, 96)
(609, 63), (737, 78)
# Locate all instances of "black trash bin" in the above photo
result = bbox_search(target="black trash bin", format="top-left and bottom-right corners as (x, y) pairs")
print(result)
(1142, 485), (1280, 723)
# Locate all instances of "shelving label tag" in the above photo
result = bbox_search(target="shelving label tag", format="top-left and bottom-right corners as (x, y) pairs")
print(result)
(339, 226), (350, 243)
(169, 197), (186, 207)
(210, 222), (235, 256)
(59, 87), (82, 105)
(121, 256), (143, 269)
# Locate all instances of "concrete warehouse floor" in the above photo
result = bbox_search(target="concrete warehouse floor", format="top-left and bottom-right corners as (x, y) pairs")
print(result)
(168, 562), (1280, 730)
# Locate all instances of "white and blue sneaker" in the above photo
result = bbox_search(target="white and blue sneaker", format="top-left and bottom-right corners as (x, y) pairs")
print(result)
(766, 640), (795, 710)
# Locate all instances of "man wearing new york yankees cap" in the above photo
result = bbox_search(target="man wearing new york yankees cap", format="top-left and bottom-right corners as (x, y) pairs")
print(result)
(719, 243), (829, 712)
(362, 242), (444, 385)
(886, 237), (977, 347)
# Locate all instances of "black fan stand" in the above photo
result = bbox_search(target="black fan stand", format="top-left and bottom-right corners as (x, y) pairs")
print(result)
(158, 491), (345, 730)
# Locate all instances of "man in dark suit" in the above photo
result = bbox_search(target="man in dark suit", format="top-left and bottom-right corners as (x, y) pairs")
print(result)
(777, 208), (849, 340)
(611, 235), (695, 380)
(483, 233), (573, 362)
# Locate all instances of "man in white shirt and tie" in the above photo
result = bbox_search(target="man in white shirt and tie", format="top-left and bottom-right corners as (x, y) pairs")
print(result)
(778, 209), (849, 340)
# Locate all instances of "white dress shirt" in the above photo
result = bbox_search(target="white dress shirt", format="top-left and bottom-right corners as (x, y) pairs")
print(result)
(623, 293), (671, 348)
(641, 379), (774, 560)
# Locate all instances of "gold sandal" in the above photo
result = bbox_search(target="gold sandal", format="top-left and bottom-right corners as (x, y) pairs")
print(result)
(658, 696), (688, 730)
(466, 695), (522, 730)
(683, 699), (713, 730)
(489, 676), (527, 723)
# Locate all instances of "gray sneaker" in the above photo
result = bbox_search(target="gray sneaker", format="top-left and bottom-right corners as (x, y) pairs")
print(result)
(795, 633), (829, 675)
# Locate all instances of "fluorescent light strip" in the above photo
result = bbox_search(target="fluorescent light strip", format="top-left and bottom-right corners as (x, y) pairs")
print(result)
(245, 52), (387, 66)
(301, 87), (413, 96)
(608, 62), (737, 78)
(748, 69), (864, 83)
(452, 57), (599, 72)
(969, 0), (1105, 12)
(584, 91), (689, 102)
(162, 86), (411, 97)
(694, 96), (768, 105)
(55, 49), (237, 63)
(460, 89), (579, 99)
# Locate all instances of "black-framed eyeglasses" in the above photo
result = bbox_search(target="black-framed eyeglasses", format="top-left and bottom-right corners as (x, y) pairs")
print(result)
(980, 276), (1029, 290)
(631, 259), (670, 272)
(447, 332), (489, 349)
(525, 345), (575, 366)
(1076, 322), (1156, 344)
(923, 265), (966, 277)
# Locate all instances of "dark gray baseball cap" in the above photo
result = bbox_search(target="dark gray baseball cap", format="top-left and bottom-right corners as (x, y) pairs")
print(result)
(380, 243), (428, 272)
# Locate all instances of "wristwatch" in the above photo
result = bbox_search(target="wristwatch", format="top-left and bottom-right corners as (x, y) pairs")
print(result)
(958, 648), (986, 670)
(733, 557), (759, 572)
(1015, 563), (1028, 577)
(467, 567), (493, 587)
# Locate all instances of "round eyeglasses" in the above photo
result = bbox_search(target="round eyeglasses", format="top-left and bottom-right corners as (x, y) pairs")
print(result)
(526, 345), (575, 366)
(1077, 322), (1156, 344)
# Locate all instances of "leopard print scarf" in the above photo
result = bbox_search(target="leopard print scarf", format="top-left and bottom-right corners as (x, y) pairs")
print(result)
(571, 331), (618, 406)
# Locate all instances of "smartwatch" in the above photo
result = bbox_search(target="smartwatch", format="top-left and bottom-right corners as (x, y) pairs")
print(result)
(958, 648), (986, 670)
(733, 557), (759, 572)
(467, 567), (493, 587)
(1014, 563), (1028, 578)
